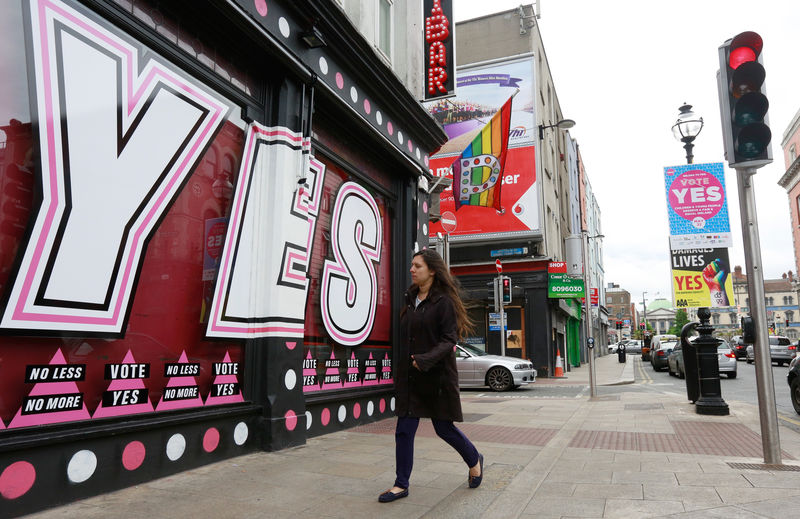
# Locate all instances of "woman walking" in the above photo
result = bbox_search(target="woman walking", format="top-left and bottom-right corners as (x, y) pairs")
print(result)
(379, 249), (483, 503)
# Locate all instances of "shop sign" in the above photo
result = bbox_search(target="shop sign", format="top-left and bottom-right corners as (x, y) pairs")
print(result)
(671, 248), (734, 308)
(548, 274), (585, 299)
(664, 162), (732, 250)
(490, 247), (527, 258)
(423, 0), (455, 101)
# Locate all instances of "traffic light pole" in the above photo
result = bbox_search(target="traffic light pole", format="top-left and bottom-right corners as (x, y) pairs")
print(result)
(499, 275), (506, 357)
(737, 166), (781, 465)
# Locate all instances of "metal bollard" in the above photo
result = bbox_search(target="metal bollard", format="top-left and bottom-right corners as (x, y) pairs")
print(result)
(693, 307), (729, 415)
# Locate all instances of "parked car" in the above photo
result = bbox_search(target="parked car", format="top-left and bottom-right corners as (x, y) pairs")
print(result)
(455, 343), (536, 392)
(667, 338), (736, 378)
(668, 343), (685, 378)
(787, 355), (800, 414)
(650, 338), (677, 372)
(745, 336), (797, 366)
(730, 335), (748, 359)
(624, 340), (642, 354)
(608, 339), (631, 354)
(717, 343), (738, 378)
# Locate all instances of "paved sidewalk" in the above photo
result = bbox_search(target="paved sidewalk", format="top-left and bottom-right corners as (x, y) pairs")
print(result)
(24, 354), (800, 519)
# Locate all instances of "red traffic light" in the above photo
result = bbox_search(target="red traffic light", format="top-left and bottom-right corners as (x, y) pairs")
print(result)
(728, 31), (762, 69)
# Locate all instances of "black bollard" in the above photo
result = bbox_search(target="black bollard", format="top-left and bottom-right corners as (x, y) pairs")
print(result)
(694, 307), (729, 416)
(680, 322), (700, 403)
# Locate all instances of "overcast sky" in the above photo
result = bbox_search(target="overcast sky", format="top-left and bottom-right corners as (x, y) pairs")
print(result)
(454, 0), (800, 312)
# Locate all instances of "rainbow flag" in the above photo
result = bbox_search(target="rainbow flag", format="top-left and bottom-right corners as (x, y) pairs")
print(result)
(451, 95), (512, 211)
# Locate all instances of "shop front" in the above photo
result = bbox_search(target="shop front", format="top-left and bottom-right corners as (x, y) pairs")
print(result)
(0, 0), (445, 515)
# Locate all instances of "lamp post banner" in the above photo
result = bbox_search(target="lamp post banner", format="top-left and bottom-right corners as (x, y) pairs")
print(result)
(663, 162), (733, 250)
(670, 247), (734, 308)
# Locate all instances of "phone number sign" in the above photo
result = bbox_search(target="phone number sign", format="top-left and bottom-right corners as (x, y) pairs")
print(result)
(548, 274), (585, 299)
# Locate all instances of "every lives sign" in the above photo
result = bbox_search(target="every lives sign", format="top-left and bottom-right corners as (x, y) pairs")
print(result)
(671, 248), (734, 308)
(664, 163), (732, 250)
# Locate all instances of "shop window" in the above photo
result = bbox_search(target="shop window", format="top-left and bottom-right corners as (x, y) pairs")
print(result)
(0, 0), (247, 429)
(302, 159), (394, 394)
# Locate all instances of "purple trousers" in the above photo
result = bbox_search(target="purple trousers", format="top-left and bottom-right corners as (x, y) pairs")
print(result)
(393, 416), (480, 489)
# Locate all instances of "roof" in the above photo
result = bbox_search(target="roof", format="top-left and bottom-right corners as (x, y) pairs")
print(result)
(647, 298), (673, 312)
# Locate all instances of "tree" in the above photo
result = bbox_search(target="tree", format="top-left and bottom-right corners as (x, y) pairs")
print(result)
(668, 309), (689, 335)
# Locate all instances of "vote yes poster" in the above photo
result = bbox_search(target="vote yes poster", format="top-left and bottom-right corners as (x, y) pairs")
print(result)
(671, 248), (734, 308)
(663, 163), (733, 250)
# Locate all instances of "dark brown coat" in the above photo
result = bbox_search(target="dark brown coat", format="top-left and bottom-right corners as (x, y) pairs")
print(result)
(394, 285), (463, 422)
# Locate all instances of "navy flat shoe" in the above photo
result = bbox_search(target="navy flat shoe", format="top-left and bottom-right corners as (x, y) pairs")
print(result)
(378, 488), (409, 502)
(468, 453), (484, 488)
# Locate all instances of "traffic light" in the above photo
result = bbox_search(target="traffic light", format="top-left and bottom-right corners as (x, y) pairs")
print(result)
(501, 276), (512, 304)
(640, 323), (646, 330)
(717, 31), (772, 168)
(741, 316), (755, 344)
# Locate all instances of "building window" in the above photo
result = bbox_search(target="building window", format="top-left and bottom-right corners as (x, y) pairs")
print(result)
(730, 313), (737, 324)
(377, 0), (392, 60)
(787, 311), (794, 323)
(790, 296), (794, 305)
(712, 313), (721, 325)
(791, 143), (797, 163)
(785, 296), (789, 305)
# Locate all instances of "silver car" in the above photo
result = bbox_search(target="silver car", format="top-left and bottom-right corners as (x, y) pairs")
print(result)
(455, 343), (537, 391)
(667, 339), (737, 378)
(746, 336), (797, 366)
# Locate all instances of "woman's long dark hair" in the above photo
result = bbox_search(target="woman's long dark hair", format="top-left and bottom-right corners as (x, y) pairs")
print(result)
(411, 249), (474, 339)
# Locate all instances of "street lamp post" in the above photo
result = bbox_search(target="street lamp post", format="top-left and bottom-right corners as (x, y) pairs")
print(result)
(642, 292), (648, 334)
(582, 232), (604, 398)
(671, 103), (730, 416)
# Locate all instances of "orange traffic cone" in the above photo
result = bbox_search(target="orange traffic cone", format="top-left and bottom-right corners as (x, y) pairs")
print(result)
(555, 348), (564, 377)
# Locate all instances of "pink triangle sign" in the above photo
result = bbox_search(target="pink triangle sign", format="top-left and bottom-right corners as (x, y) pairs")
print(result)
(205, 351), (244, 405)
(93, 350), (154, 418)
(362, 352), (379, 386)
(302, 351), (320, 392)
(379, 352), (392, 384)
(155, 350), (205, 411)
(9, 348), (92, 428)
(320, 350), (342, 390)
(342, 351), (361, 388)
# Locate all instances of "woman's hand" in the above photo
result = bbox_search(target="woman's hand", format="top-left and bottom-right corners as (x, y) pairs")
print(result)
(411, 355), (420, 371)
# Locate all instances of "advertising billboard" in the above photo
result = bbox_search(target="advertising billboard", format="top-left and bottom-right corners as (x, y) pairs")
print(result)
(663, 162), (733, 250)
(671, 248), (734, 308)
(425, 57), (539, 239)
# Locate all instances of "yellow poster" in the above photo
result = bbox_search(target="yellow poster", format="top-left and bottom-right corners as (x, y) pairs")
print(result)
(671, 248), (734, 308)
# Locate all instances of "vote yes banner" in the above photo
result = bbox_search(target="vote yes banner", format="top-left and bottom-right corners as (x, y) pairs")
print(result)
(671, 248), (734, 308)
(664, 162), (732, 250)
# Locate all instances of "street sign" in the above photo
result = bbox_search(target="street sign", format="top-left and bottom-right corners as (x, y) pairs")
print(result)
(495, 259), (502, 273)
(440, 210), (457, 233)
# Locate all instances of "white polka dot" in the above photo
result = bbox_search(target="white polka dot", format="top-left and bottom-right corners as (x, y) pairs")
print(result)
(284, 369), (297, 390)
(305, 411), (313, 430)
(338, 404), (346, 422)
(350, 86), (358, 103)
(278, 17), (290, 38)
(166, 434), (186, 461)
(416, 148), (421, 160)
(422, 223), (428, 235)
(319, 56), (328, 75)
(67, 450), (96, 483)
(398, 131), (404, 145)
(367, 401), (374, 416)
(234, 422), (249, 445)
(376, 111), (382, 125)
(390, 397), (396, 411)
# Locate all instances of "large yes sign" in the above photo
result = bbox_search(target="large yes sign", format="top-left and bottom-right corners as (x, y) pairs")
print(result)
(321, 183), (382, 346)
(0, 0), (227, 334)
